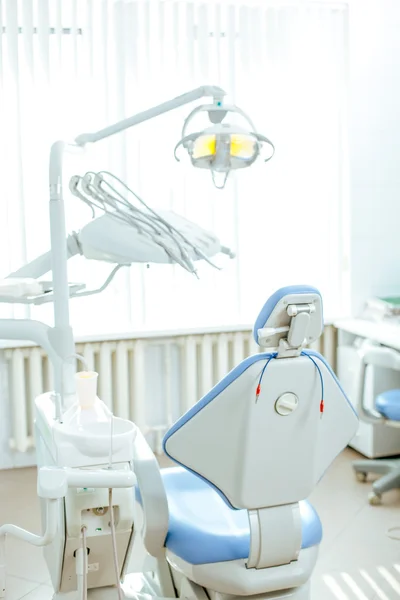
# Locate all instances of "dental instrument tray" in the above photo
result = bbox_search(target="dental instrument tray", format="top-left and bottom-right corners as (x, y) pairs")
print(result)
(0, 278), (86, 305)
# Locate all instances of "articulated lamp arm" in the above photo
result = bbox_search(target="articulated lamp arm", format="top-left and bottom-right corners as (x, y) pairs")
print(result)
(22, 85), (228, 401)
(75, 85), (226, 145)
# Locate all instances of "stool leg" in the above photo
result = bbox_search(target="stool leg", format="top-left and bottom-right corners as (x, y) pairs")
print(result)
(353, 459), (397, 482)
(372, 467), (400, 496)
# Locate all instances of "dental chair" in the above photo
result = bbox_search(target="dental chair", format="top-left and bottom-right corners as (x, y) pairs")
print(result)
(352, 346), (400, 505)
(132, 285), (358, 600)
(0, 285), (358, 600)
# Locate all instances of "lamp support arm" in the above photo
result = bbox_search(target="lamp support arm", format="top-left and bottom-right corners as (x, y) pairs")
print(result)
(75, 85), (226, 145)
(47, 85), (226, 401)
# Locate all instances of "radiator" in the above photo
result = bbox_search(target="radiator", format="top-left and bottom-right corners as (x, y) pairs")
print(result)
(4, 325), (337, 455)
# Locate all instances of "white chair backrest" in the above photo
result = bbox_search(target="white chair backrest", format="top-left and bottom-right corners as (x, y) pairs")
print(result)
(163, 286), (358, 510)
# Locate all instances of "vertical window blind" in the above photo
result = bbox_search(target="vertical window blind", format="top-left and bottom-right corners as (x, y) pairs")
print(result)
(0, 0), (349, 335)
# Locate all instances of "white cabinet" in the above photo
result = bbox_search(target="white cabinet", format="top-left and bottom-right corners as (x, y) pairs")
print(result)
(336, 320), (400, 458)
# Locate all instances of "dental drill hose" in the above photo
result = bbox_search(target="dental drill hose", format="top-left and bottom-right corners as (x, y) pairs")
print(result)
(109, 488), (123, 600)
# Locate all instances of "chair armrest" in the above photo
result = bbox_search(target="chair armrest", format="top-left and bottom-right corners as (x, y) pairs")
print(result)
(132, 429), (169, 558)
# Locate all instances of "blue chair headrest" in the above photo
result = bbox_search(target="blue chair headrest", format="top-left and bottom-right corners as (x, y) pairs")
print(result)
(253, 285), (322, 344)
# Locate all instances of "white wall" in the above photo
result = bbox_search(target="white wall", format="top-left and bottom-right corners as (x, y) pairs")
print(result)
(349, 0), (400, 314)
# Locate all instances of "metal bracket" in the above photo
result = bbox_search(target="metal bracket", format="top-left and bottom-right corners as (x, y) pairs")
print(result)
(247, 503), (302, 569)
(258, 303), (315, 358)
(277, 304), (315, 358)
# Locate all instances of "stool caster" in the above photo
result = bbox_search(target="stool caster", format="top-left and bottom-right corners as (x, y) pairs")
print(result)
(368, 491), (382, 506)
(355, 472), (368, 483)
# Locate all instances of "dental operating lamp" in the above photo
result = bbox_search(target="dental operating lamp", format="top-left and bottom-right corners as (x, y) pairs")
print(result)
(0, 85), (274, 412)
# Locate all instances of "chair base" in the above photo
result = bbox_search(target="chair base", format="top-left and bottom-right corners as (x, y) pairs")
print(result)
(353, 458), (400, 504)
(140, 568), (311, 600)
(205, 583), (311, 599)
(166, 546), (317, 597)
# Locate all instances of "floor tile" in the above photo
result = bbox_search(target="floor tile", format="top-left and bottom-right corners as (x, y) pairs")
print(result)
(5, 539), (49, 584)
(4, 577), (38, 600)
(2, 447), (400, 599)
(19, 584), (53, 600)
(314, 563), (400, 600)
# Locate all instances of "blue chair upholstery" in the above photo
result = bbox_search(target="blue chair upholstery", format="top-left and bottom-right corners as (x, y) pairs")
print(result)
(376, 389), (400, 421)
(161, 467), (322, 565)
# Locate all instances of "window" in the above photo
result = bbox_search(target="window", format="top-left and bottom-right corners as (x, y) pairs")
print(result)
(0, 0), (349, 335)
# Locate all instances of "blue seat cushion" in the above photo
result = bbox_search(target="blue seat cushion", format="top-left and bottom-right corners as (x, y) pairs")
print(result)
(376, 389), (400, 421)
(159, 467), (322, 565)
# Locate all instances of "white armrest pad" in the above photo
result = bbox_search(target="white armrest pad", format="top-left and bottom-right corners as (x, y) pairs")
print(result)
(133, 429), (169, 557)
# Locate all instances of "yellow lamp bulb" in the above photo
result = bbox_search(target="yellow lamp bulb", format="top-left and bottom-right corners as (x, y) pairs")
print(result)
(230, 134), (256, 159)
(192, 134), (217, 159)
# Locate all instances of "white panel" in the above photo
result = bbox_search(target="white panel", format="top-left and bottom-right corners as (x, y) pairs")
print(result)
(182, 335), (198, 413)
(163, 342), (173, 427)
(4, 0), (27, 320)
(308, 338), (322, 354)
(322, 325), (336, 368)
(232, 332), (246, 366)
(37, 0), (50, 79)
(22, 0), (34, 75)
(55, 0), (63, 69)
(197, 3), (209, 81)
(249, 335), (260, 357)
(84, 0), (94, 77)
(10, 349), (28, 453)
(185, 0), (195, 83)
(71, 0), (78, 77)
(216, 333), (229, 382)
(199, 334), (213, 397)
(28, 347), (43, 427)
(131, 340), (146, 430)
(98, 342), (113, 410)
(82, 343), (95, 371)
(44, 355), (54, 392)
(115, 341), (130, 420)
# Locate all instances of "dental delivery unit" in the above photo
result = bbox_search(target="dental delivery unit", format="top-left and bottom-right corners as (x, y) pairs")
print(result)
(0, 87), (357, 600)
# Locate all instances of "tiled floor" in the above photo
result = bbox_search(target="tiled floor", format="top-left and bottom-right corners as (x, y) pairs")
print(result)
(1, 448), (400, 599)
